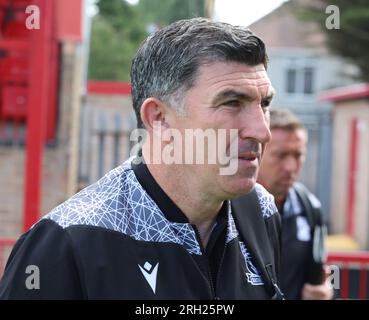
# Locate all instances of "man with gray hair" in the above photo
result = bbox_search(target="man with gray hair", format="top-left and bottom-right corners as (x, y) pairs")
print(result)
(257, 108), (333, 300)
(1, 18), (282, 299)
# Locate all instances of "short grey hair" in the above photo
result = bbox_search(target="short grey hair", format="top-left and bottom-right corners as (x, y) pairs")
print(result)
(130, 17), (268, 128)
(269, 108), (307, 132)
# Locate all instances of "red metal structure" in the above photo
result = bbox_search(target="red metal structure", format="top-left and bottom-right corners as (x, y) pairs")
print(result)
(87, 81), (132, 96)
(0, 0), (82, 232)
(0, 0), (60, 144)
(320, 83), (369, 102)
(24, 0), (52, 231)
(328, 252), (369, 299)
(0, 0), (29, 143)
(0, 0), (83, 278)
(347, 118), (358, 237)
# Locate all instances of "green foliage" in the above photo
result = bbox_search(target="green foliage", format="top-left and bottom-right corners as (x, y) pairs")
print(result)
(88, 0), (205, 81)
(137, 0), (205, 26)
(298, 0), (369, 82)
(88, 0), (147, 81)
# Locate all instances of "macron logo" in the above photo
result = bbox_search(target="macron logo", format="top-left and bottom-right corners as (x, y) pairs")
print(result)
(138, 261), (159, 294)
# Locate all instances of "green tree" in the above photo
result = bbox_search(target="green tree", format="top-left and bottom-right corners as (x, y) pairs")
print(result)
(298, 0), (369, 82)
(137, 0), (205, 27)
(88, 0), (147, 81)
(88, 0), (205, 81)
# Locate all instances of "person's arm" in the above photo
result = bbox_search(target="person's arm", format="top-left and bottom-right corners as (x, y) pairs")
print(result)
(0, 219), (85, 299)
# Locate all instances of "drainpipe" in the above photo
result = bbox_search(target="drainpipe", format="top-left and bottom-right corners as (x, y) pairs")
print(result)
(346, 118), (359, 237)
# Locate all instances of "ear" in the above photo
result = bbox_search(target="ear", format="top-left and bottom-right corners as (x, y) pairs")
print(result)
(140, 97), (170, 132)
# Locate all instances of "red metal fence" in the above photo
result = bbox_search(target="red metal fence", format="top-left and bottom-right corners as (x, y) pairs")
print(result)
(328, 252), (369, 299)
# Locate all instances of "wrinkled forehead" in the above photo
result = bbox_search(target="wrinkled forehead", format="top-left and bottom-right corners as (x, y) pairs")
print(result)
(195, 62), (275, 99)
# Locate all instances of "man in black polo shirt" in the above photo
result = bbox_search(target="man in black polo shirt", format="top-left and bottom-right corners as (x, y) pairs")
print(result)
(257, 108), (333, 300)
(0, 18), (282, 299)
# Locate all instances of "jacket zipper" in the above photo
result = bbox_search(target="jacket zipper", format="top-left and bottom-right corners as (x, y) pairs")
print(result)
(214, 235), (228, 299)
(265, 264), (285, 300)
(192, 225), (217, 299)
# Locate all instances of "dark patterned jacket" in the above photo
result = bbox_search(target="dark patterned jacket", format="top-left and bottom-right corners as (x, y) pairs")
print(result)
(0, 158), (282, 299)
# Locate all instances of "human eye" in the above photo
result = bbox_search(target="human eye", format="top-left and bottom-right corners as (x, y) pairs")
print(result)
(276, 152), (286, 160)
(223, 100), (242, 108)
(295, 152), (305, 161)
(261, 99), (271, 110)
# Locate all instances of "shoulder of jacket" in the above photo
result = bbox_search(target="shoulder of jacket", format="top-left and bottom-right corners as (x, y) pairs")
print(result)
(253, 183), (278, 219)
(293, 182), (322, 209)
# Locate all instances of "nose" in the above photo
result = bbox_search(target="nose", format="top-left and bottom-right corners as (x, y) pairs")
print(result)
(283, 155), (299, 174)
(239, 106), (271, 144)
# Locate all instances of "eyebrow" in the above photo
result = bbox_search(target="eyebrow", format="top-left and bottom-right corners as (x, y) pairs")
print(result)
(261, 92), (274, 105)
(212, 90), (253, 105)
(212, 89), (275, 106)
(262, 88), (275, 103)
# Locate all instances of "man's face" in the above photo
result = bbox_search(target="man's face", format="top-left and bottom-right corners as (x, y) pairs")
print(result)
(257, 128), (307, 202)
(168, 62), (273, 200)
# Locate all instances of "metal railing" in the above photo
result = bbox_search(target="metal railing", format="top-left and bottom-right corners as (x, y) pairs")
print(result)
(328, 251), (369, 299)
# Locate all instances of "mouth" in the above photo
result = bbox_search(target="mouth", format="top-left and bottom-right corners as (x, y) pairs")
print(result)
(237, 152), (260, 162)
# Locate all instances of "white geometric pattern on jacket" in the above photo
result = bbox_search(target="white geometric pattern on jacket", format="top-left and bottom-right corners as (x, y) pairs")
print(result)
(43, 157), (277, 284)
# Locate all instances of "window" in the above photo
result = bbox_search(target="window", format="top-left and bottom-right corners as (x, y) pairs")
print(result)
(304, 67), (314, 94)
(285, 62), (315, 95)
(286, 69), (297, 93)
